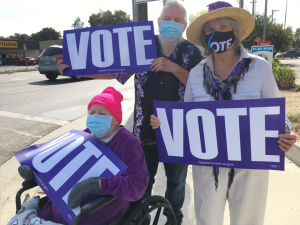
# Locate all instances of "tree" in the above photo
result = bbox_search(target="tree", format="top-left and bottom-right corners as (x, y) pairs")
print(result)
(72, 17), (84, 29)
(243, 14), (293, 55)
(0, 36), (5, 39)
(31, 27), (62, 41)
(8, 33), (31, 40)
(189, 10), (207, 24)
(294, 28), (300, 50)
(88, 10), (131, 27)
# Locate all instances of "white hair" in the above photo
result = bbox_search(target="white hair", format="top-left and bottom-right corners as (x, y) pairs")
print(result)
(159, 0), (187, 23)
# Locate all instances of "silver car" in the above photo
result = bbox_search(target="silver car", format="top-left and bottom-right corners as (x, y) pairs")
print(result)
(38, 45), (81, 81)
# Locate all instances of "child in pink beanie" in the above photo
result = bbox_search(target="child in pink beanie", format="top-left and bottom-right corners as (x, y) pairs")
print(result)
(13, 87), (149, 225)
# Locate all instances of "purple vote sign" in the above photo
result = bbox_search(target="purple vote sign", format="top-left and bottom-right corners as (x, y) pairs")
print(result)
(14, 130), (127, 225)
(63, 21), (157, 76)
(154, 98), (286, 171)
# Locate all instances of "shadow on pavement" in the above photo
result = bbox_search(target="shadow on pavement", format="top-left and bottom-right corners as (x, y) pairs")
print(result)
(28, 77), (93, 86)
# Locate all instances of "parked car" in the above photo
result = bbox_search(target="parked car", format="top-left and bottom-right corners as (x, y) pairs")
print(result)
(16, 57), (36, 66)
(283, 51), (300, 58)
(38, 45), (81, 81)
(275, 52), (283, 58)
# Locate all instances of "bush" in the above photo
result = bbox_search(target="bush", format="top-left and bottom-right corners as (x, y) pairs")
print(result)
(272, 57), (281, 68)
(272, 65), (297, 90)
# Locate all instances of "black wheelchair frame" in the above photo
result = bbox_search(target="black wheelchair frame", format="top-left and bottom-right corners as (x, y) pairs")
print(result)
(16, 180), (177, 225)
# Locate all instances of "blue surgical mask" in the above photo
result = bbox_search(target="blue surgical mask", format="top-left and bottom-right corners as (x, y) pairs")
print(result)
(160, 20), (184, 41)
(86, 114), (113, 138)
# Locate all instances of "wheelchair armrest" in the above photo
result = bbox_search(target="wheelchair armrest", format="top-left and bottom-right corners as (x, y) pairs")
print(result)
(16, 179), (38, 213)
(81, 195), (115, 215)
(22, 179), (38, 189)
(72, 195), (116, 225)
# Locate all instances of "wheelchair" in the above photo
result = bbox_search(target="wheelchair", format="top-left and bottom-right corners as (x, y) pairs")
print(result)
(16, 179), (177, 225)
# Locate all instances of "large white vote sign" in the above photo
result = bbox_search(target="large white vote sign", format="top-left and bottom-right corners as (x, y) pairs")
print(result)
(63, 21), (157, 76)
(154, 98), (286, 170)
(14, 130), (127, 225)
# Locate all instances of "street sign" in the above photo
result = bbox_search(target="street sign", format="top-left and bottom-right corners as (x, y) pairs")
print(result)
(257, 41), (272, 46)
(135, 0), (160, 3)
(251, 45), (274, 68)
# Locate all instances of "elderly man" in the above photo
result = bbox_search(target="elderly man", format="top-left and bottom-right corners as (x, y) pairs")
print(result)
(58, 1), (203, 223)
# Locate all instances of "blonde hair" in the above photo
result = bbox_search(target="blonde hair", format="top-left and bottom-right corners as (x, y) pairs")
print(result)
(200, 17), (241, 57)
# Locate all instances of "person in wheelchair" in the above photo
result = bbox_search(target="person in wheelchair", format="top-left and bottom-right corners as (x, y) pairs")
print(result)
(9, 87), (150, 225)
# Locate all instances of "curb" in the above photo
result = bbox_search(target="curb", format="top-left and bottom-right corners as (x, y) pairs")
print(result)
(0, 68), (38, 75)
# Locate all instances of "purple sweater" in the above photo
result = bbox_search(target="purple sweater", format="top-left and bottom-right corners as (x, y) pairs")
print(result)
(38, 126), (149, 225)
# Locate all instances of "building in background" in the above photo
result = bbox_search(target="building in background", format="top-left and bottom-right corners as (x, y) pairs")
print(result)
(0, 39), (40, 66)
(39, 40), (62, 54)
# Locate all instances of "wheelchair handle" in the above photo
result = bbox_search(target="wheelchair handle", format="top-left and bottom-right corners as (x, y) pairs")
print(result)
(16, 179), (38, 213)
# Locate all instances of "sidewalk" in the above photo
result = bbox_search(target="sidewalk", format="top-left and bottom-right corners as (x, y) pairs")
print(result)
(1, 99), (300, 224)
(0, 65), (38, 74)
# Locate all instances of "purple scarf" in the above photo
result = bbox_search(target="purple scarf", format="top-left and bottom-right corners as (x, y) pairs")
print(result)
(203, 57), (252, 190)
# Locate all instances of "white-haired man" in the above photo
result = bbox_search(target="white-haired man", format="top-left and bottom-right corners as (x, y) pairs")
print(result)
(58, 1), (203, 224)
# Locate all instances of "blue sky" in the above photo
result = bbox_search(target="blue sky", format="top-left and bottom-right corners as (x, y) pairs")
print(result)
(0, 0), (298, 38)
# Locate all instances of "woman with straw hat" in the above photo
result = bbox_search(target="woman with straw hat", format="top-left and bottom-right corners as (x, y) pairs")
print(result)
(150, 1), (297, 224)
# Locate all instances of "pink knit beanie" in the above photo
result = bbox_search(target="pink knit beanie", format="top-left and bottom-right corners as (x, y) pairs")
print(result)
(87, 87), (123, 123)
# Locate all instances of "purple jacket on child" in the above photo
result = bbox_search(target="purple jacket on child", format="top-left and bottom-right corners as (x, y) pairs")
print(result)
(38, 126), (150, 225)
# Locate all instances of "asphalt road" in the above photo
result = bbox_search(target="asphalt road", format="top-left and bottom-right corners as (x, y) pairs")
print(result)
(0, 71), (134, 165)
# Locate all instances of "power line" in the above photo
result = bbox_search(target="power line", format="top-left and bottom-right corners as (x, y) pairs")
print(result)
(235, 0), (250, 12)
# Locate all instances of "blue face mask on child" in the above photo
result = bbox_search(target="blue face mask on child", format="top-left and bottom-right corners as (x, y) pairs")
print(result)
(160, 20), (184, 41)
(86, 114), (113, 138)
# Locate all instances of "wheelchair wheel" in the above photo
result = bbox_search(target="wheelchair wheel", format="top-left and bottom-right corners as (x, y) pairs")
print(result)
(122, 195), (177, 225)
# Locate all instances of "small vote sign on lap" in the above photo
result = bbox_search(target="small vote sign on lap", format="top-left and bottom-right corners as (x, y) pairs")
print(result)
(154, 98), (286, 170)
(14, 130), (127, 225)
(62, 21), (157, 76)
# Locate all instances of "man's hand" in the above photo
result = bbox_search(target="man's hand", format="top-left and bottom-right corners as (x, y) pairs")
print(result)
(68, 177), (101, 209)
(18, 165), (33, 181)
(57, 60), (69, 75)
(150, 57), (176, 73)
(278, 131), (297, 152)
(150, 115), (161, 130)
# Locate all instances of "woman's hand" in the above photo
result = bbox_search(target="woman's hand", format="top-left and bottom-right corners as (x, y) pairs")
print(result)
(57, 60), (69, 75)
(278, 131), (297, 152)
(68, 177), (101, 209)
(150, 115), (161, 130)
(18, 165), (33, 181)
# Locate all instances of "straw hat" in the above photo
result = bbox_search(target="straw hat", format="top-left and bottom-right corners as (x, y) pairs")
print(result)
(186, 1), (255, 47)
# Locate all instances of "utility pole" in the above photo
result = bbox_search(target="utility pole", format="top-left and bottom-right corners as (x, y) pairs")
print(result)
(272, 10), (279, 23)
(250, 0), (257, 16)
(132, 0), (148, 22)
(284, 0), (288, 29)
(263, 0), (268, 41)
(239, 0), (244, 8)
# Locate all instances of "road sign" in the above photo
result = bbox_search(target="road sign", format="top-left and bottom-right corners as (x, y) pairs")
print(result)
(257, 41), (272, 46)
(251, 45), (274, 68)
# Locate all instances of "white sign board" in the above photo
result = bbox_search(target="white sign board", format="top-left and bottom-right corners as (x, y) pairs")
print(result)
(251, 45), (274, 68)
